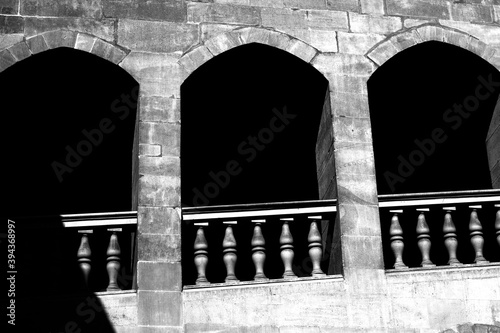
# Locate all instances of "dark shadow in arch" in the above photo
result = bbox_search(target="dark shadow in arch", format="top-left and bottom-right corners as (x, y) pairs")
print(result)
(3, 47), (138, 332)
(180, 43), (330, 284)
(368, 41), (500, 269)
(368, 41), (500, 196)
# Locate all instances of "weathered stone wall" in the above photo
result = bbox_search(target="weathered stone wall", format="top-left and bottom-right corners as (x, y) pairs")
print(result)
(183, 265), (500, 332)
(1, 0), (499, 332)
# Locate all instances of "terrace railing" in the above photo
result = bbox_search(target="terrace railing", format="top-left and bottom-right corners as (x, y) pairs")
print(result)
(182, 200), (338, 287)
(378, 190), (500, 269)
(11, 211), (137, 295)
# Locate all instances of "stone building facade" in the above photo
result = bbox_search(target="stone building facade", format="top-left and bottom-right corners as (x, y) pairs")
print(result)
(2, 0), (500, 332)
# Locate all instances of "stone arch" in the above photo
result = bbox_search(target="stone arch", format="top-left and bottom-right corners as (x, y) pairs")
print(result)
(0, 29), (132, 73)
(178, 27), (320, 81)
(367, 24), (499, 70)
(367, 25), (500, 191)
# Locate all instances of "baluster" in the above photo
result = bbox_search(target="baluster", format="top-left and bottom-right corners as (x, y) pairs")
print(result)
(389, 210), (407, 269)
(280, 218), (297, 278)
(77, 230), (92, 289)
(222, 221), (239, 283)
(469, 205), (489, 264)
(495, 204), (500, 248)
(106, 228), (122, 291)
(442, 207), (462, 266)
(251, 219), (268, 281)
(308, 216), (326, 277)
(416, 209), (435, 267)
(194, 222), (209, 285)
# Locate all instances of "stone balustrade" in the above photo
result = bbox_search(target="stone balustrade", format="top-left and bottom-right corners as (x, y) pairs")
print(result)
(379, 190), (500, 269)
(18, 211), (137, 293)
(183, 200), (337, 286)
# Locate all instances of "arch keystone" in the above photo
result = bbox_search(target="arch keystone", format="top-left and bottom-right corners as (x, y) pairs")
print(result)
(42, 30), (77, 49)
(237, 27), (292, 51)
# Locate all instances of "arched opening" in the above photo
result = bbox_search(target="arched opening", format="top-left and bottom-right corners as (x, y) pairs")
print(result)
(3, 47), (138, 331)
(181, 43), (330, 283)
(368, 41), (500, 268)
(369, 41), (500, 196)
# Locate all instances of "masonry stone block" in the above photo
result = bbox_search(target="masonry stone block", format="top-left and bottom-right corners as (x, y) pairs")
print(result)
(137, 290), (182, 326)
(349, 13), (402, 35)
(21, 0), (102, 18)
(285, 38), (317, 63)
(42, 30), (77, 49)
(360, 0), (384, 15)
(330, 92), (370, 118)
(74, 33), (96, 52)
(494, 5), (500, 23)
(137, 233), (181, 262)
(439, 20), (500, 45)
(335, 144), (376, 177)
(261, 7), (306, 30)
(26, 34), (49, 54)
(179, 45), (213, 76)
(8, 42), (30, 61)
(103, 0), (186, 22)
(313, 53), (376, 76)
(0, 34), (23, 50)
(305, 9), (349, 31)
(326, 0), (358, 12)
(337, 32), (385, 55)
(285, 0), (327, 10)
(138, 206), (181, 235)
(140, 122), (180, 156)
(91, 39), (127, 64)
(120, 51), (182, 97)
(327, 74), (369, 95)
(139, 144), (162, 157)
(386, 0), (450, 19)
(0, 0), (17, 14)
(24, 17), (116, 42)
(139, 155), (180, 178)
(0, 15), (23, 34)
(308, 29), (338, 53)
(138, 174), (180, 207)
(341, 236), (384, 270)
(404, 18), (431, 29)
(442, 29), (472, 50)
(451, 3), (494, 24)
(188, 2), (261, 25)
(335, 173), (378, 205)
(367, 40), (399, 66)
(389, 30), (423, 52)
(118, 19), (198, 53)
(238, 27), (291, 51)
(140, 96), (180, 123)
(201, 23), (238, 41)
(332, 116), (372, 146)
(137, 261), (182, 291)
(204, 32), (242, 56)
(416, 25), (445, 42)
(0, 48), (15, 71)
